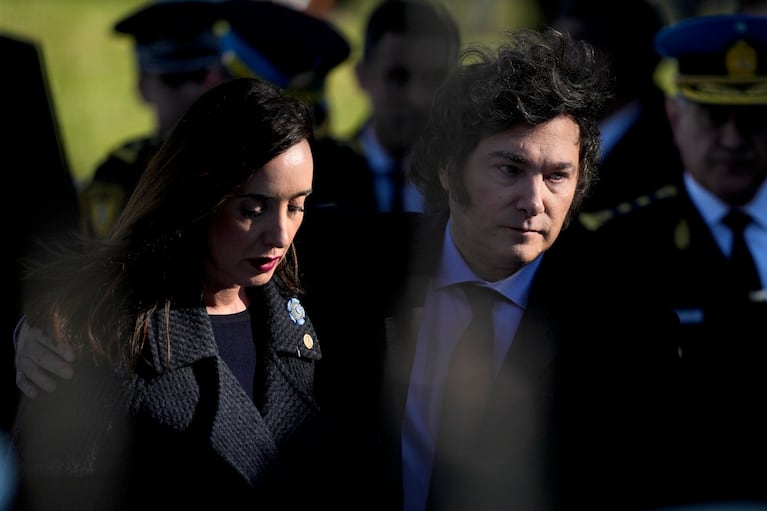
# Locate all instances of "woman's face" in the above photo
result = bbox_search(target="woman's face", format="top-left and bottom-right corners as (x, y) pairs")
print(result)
(206, 139), (313, 290)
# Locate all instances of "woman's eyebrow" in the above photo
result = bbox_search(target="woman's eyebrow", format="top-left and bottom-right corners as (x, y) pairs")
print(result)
(235, 189), (313, 201)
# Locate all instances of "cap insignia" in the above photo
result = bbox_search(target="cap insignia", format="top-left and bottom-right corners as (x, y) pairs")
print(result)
(726, 39), (757, 79)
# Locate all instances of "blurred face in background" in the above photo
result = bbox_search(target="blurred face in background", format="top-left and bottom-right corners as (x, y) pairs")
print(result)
(666, 96), (767, 206)
(139, 69), (224, 139)
(356, 33), (455, 160)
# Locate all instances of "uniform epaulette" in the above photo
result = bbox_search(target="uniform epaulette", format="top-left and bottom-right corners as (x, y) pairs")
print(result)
(578, 184), (679, 231)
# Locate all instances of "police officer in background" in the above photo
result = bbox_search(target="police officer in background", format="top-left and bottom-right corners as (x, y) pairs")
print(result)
(79, 0), (225, 238)
(79, 0), (351, 238)
(590, 14), (767, 507)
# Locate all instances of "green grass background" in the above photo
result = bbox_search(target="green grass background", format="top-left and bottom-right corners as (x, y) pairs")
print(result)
(0, 0), (542, 186)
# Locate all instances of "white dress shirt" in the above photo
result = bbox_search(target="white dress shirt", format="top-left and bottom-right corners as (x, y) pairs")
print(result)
(401, 221), (540, 511)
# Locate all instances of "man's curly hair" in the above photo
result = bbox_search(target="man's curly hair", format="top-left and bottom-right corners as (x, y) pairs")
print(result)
(409, 27), (611, 219)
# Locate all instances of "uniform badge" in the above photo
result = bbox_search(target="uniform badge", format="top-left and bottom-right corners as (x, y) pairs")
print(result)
(286, 297), (306, 325)
(674, 219), (690, 250)
(726, 39), (757, 79)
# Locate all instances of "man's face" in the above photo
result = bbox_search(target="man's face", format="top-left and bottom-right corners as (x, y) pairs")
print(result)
(139, 69), (224, 139)
(666, 97), (767, 206)
(356, 33), (455, 159)
(442, 116), (581, 282)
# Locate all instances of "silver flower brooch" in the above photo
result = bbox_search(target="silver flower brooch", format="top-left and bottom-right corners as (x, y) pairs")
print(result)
(286, 297), (306, 326)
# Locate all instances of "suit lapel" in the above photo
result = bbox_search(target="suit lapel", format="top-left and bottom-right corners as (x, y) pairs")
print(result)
(383, 303), (424, 419)
(208, 358), (282, 483)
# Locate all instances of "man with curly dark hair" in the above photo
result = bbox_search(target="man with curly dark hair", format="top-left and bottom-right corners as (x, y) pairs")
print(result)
(378, 27), (683, 511)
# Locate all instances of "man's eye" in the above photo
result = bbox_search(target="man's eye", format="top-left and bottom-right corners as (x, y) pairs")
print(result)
(500, 164), (521, 175)
(549, 173), (566, 182)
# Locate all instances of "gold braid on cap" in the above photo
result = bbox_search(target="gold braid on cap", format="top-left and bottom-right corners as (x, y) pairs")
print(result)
(676, 39), (767, 104)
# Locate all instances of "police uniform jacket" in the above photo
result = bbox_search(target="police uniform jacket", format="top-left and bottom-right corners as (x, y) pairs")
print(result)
(79, 135), (162, 238)
(375, 214), (684, 511)
(590, 182), (767, 504)
(12, 280), (355, 511)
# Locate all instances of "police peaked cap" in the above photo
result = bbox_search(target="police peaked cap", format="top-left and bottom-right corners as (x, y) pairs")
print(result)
(655, 14), (767, 105)
(216, 0), (351, 91)
(114, 0), (222, 73)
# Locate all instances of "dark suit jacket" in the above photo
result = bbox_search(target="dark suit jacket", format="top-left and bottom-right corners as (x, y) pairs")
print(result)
(310, 134), (378, 213)
(12, 281), (360, 511)
(375, 214), (684, 511)
(590, 182), (767, 505)
(579, 94), (683, 217)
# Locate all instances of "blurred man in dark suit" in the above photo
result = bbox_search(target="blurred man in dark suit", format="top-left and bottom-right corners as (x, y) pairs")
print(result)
(310, 0), (461, 213)
(0, 31), (79, 434)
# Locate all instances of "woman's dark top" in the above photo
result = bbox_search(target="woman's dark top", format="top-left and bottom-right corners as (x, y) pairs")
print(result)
(210, 310), (256, 401)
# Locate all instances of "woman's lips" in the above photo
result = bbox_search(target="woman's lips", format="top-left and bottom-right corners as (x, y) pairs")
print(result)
(251, 256), (280, 272)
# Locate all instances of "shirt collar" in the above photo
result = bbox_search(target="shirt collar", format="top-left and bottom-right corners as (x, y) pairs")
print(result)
(685, 172), (767, 227)
(434, 220), (540, 308)
(599, 100), (642, 160)
(359, 121), (396, 176)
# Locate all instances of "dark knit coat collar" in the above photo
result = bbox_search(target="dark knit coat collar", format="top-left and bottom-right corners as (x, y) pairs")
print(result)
(135, 280), (324, 489)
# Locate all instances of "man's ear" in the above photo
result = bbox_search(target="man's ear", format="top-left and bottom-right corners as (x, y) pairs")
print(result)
(665, 95), (679, 129)
(137, 72), (152, 103)
(438, 167), (450, 191)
